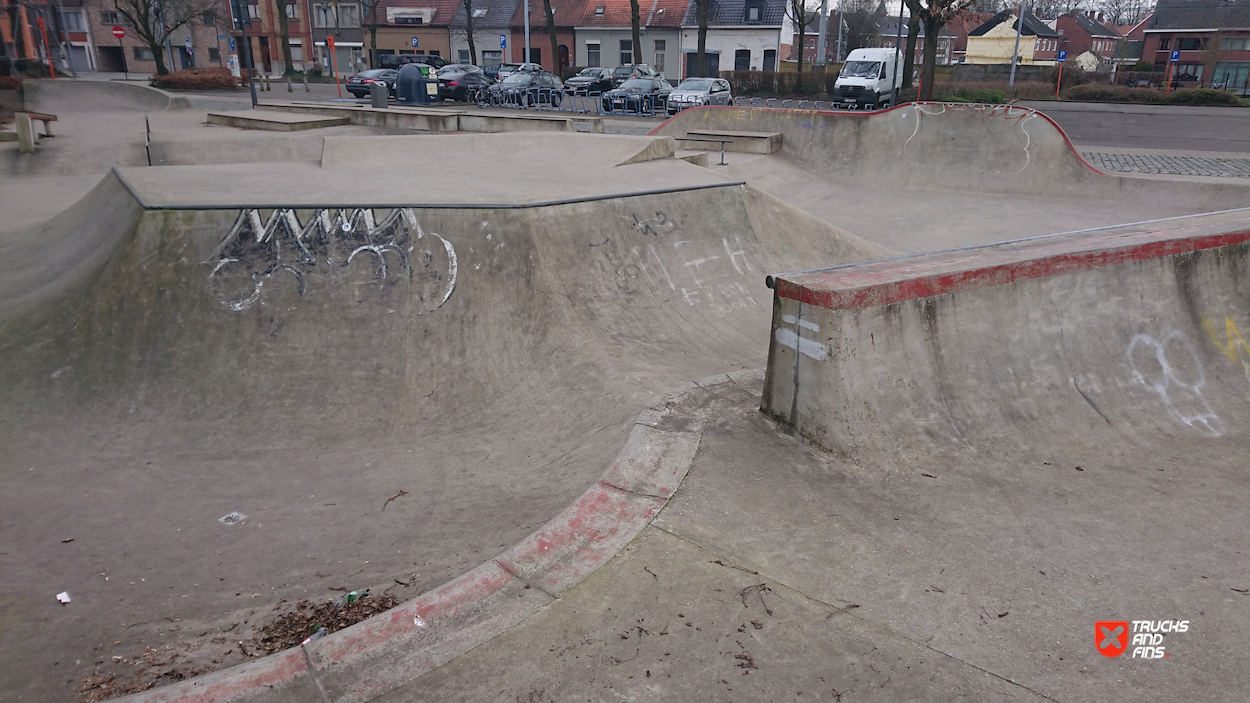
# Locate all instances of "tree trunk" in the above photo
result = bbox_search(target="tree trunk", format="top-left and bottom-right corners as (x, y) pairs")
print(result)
(277, 0), (293, 74)
(920, 14), (940, 100)
(543, 0), (557, 73)
(902, 13), (918, 89)
(696, 0), (708, 77)
(464, 0), (477, 65)
(630, 0), (640, 66)
(796, 25), (805, 73)
(150, 37), (169, 75)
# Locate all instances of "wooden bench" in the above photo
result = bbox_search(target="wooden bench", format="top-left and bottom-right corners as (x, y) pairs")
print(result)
(684, 128), (782, 155)
(22, 111), (57, 137)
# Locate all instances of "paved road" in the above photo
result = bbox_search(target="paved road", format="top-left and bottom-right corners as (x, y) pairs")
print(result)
(1082, 150), (1250, 178)
(1021, 100), (1250, 154)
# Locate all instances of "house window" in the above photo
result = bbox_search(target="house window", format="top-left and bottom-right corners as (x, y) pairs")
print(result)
(1221, 37), (1250, 51)
(595, 5), (604, 13)
(285, 3), (298, 19)
(290, 40), (303, 61)
(395, 15), (423, 24)
(1159, 38), (1169, 49)
(744, 0), (762, 23)
(248, 4), (259, 20)
(459, 49), (470, 62)
(338, 4), (360, 27)
(60, 9), (85, 31)
(1173, 63), (1204, 81)
(528, 48), (540, 63)
(620, 39), (632, 65)
(201, 9), (215, 26)
(653, 40), (665, 73)
(587, 41), (600, 66)
(133, 46), (154, 60)
(100, 10), (128, 25)
(763, 48), (776, 71)
(209, 47), (221, 61)
(314, 4), (334, 27)
(483, 50), (502, 64)
(1176, 37), (1206, 50)
(734, 48), (750, 70)
(472, 8), (487, 17)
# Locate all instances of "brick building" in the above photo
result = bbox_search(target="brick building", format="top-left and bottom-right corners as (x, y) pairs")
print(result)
(1142, 0), (1250, 92)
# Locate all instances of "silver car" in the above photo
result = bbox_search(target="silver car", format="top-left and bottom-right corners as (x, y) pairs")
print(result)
(666, 77), (733, 115)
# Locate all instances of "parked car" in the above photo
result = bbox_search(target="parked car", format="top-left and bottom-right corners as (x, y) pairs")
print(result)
(345, 68), (399, 98)
(564, 67), (614, 93)
(378, 54), (448, 70)
(601, 76), (672, 113)
(489, 70), (564, 107)
(666, 77), (732, 114)
(438, 68), (494, 101)
(496, 62), (544, 80)
(612, 64), (657, 86)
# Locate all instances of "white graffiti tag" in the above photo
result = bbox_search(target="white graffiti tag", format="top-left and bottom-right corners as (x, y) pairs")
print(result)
(774, 313), (828, 360)
(208, 208), (457, 314)
(1127, 331), (1222, 436)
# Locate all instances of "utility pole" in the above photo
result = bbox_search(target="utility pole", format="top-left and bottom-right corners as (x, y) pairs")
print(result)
(55, 0), (78, 78)
(836, 3), (844, 63)
(524, 0), (530, 64)
(816, 0), (829, 66)
(1009, 1), (1024, 87)
(891, 0), (903, 90)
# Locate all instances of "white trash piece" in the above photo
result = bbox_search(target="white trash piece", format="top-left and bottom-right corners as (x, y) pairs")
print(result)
(56, 592), (71, 604)
(413, 615), (427, 628)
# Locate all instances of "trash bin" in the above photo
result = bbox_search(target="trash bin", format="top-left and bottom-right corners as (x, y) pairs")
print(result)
(370, 81), (388, 108)
(397, 64), (443, 105)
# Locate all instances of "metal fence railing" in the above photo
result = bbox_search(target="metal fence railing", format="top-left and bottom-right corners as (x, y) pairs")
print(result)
(467, 88), (680, 118)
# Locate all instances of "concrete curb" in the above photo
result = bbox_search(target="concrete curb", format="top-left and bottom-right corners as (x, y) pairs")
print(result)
(114, 371), (761, 703)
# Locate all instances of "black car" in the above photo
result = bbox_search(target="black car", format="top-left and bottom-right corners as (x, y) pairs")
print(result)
(563, 67), (614, 93)
(601, 77), (671, 114)
(377, 54), (448, 70)
(438, 68), (494, 102)
(345, 68), (398, 98)
(489, 70), (564, 107)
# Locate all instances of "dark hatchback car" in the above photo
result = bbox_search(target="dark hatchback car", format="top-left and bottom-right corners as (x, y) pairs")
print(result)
(345, 68), (398, 98)
(601, 76), (671, 113)
(564, 67), (614, 93)
(437, 67), (494, 101)
(489, 70), (564, 106)
(611, 64), (657, 86)
(377, 53), (448, 70)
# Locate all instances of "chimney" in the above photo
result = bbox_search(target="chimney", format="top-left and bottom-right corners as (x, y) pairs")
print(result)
(1096, 11), (1104, 22)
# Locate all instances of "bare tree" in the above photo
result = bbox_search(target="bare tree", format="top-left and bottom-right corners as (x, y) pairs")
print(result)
(839, 0), (880, 57)
(542, 0), (558, 72)
(630, 0), (641, 67)
(905, 0), (975, 98)
(362, 0), (383, 70)
(113, 0), (213, 74)
(461, 0), (478, 65)
(786, 0), (820, 72)
(273, 0), (294, 73)
(695, 0), (710, 76)
(1096, 0), (1151, 26)
(901, 6), (919, 89)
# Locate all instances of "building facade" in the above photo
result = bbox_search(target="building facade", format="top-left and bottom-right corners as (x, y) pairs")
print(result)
(679, 0), (784, 78)
(965, 9), (1060, 65)
(1142, 0), (1250, 91)
(573, 0), (685, 74)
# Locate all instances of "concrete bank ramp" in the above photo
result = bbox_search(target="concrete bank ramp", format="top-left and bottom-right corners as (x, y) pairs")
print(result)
(319, 132), (675, 168)
(22, 79), (195, 113)
(0, 153), (889, 700)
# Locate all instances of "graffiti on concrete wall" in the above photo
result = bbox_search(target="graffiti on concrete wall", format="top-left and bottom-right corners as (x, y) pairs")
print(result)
(899, 103), (1038, 174)
(774, 313), (828, 361)
(1127, 330), (1222, 436)
(207, 208), (457, 314)
(1201, 315), (1250, 383)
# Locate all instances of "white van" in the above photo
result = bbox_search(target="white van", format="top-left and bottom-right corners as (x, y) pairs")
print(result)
(833, 47), (903, 110)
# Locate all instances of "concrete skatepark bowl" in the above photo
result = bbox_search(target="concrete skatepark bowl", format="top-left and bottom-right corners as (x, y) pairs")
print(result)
(0, 85), (1247, 702)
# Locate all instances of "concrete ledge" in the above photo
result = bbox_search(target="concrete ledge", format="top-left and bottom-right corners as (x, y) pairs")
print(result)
(685, 128), (782, 154)
(676, 150), (709, 167)
(456, 111), (575, 133)
(0, 131), (17, 142)
(112, 373), (740, 703)
(207, 111), (349, 131)
(256, 102), (462, 132)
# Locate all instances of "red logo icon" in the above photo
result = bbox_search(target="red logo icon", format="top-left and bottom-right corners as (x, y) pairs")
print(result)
(1096, 621), (1129, 658)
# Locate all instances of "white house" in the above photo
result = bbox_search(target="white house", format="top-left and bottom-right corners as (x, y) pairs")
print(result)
(679, 0), (785, 78)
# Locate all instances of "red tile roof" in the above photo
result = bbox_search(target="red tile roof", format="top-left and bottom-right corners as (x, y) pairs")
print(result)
(577, 0), (687, 28)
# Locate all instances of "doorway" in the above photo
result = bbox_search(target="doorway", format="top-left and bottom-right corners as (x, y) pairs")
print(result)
(259, 36), (271, 73)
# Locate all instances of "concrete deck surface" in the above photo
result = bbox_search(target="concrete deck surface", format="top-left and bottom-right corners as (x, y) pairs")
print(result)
(2, 82), (1247, 703)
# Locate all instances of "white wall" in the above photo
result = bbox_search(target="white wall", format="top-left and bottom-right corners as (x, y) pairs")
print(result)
(680, 27), (782, 76)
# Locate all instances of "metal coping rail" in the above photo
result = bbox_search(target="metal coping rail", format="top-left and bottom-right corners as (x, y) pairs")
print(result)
(111, 167), (746, 211)
(673, 137), (734, 166)
(763, 206), (1250, 290)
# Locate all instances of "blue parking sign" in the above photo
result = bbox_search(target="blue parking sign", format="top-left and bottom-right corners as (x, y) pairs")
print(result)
(1057, 50), (1066, 62)
(229, 36), (236, 52)
(500, 34), (507, 48)
(411, 37), (418, 47)
(1171, 49), (1181, 62)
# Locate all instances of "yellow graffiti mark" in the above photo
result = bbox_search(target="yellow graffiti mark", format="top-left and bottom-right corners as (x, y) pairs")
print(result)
(1201, 316), (1250, 380)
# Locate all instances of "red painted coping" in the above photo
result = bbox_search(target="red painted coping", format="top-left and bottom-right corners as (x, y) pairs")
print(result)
(649, 102), (1106, 175)
(773, 215), (1250, 311)
(116, 371), (758, 703)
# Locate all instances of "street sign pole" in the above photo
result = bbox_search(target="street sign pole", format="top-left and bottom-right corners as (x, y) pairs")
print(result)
(113, 26), (128, 80)
(1055, 49), (1066, 98)
(328, 35), (340, 97)
(231, 0), (258, 106)
(1166, 48), (1180, 95)
(523, 0), (530, 65)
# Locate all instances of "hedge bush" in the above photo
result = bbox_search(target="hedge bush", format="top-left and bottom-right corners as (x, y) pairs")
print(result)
(1063, 84), (1163, 103)
(151, 67), (240, 90)
(0, 76), (22, 90)
(1164, 88), (1246, 106)
(721, 69), (837, 97)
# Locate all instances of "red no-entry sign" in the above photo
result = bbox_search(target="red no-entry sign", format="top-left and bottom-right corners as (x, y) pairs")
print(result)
(112, 25), (125, 39)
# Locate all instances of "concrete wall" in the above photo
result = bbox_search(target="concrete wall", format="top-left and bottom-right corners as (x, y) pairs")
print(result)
(761, 211), (1250, 465)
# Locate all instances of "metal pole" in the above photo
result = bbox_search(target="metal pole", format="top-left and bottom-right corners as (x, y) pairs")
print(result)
(891, 0), (902, 93)
(1009, 1), (1024, 87)
(524, 0), (530, 64)
(816, 0), (829, 66)
(120, 36), (128, 79)
(836, 4), (844, 63)
(55, 0), (77, 78)
(242, 26), (258, 106)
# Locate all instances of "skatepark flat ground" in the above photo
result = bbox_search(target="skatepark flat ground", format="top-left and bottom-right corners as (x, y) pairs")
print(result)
(2, 82), (1248, 702)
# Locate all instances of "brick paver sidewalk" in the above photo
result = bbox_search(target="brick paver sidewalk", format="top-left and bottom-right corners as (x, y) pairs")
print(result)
(1082, 151), (1250, 178)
